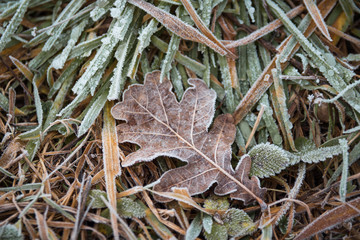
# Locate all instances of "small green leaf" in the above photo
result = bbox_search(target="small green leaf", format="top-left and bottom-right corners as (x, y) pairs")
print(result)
(223, 208), (256, 237)
(87, 190), (108, 209)
(0, 224), (23, 240)
(117, 198), (146, 218)
(202, 214), (213, 234)
(204, 222), (228, 240)
(185, 213), (202, 240)
(203, 196), (230, 211)
(249, 143), (290, 178)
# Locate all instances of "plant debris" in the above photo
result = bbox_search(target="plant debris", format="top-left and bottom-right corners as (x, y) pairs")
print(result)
(1, 0), (360, 239)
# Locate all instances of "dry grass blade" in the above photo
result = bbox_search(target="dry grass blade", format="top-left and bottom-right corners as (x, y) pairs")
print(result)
(102, 101), (121, 240)
(303, 0), (332, 41)
(233, 0), (337, 124)
(225, 5), (305, 48)
(179, 0), (237, 59)
(128, 0), (230, 57)
(293, 197), (360, 240)
(34, 209), (49, 240)
(9, 56), (33, 81)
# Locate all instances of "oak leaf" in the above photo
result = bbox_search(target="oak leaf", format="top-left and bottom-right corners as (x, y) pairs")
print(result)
(111, 71), (265, 205)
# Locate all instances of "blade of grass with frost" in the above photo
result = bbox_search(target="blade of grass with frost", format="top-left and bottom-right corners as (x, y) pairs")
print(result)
(0, 0), (30, 52)
(160, 34), (181, 82)
(43, 64), (77, 132)
(19, 80), (43, 139)
(304, 0), (332, 41)
(126, 2), (169, 79)
(72, 6), (134, 95)
(245, 0), (255, 23)
(68, 36), (105, 60)
(102, 101), (121, 240)
(293, 197), (360, 240)
(50, 20), (88, 70)
(232, 0), (337, 124)
(128, 0), (229, 57)
(49, 58), (84, 98)
(180, 0), (237, 59)
(225, 5), (305, 48)
(108, 35), (133, 100)
(90, 0), (116, 21)
(9, 56), (33, 81)
(271, 68), (296, 151)
(29, 33), (70, 69)
(267, 0), (360, 114)
(170, 66), (184, 100)
(42, 0), (86, 52)
(339, 139), (349, 202)
(78, 81), (111, 136)
(42, 197), (75, 222)
(218, 55), (236, 112)
(151, 35), (206, 77)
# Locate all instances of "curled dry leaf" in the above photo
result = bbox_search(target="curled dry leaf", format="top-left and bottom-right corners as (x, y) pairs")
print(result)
(111, 71), (265, 205)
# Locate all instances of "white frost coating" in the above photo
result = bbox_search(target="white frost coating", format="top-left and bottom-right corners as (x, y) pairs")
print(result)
(114, 0), (125, 8)
(339, 138), (349, 202)
(244, 0), (255, 23)
(110, 7), (122, 18)
(51, 20), (87, 70)
(108, 37), (132, 100)
(72, 7), (134, 95)
(137, 19), (159, 52)
(267, 0), (360, 113)
(0, 0), (30, 52)
(101, 37), (110, 44)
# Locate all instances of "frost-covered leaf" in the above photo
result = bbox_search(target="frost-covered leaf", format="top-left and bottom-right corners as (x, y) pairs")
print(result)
(185, 213), (202, 240)
(101, 198), (146, 219)
(117, 198), (146, 218)
(291, 143), (343, 164)
(223, 208), (256, 237)
(249, 143), (290, 178)
(203, 197), (229, 211)
(204, 222), (228, 240)
(111, 71), (266, 206)
(202, 214), (213, 234)
(0, 224), (23, 240)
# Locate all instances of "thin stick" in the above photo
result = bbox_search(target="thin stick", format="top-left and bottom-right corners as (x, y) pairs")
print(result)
(245, 105), (265, 149)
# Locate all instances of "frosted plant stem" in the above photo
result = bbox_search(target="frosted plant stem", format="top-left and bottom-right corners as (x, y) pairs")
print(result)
(274, 163), (306, 224)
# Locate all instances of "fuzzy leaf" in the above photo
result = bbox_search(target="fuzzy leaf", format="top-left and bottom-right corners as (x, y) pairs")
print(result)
(185, 213), (202, 240)
(249, 143), (290, 178)
(0, 224), (23, 240)
(223, 208), (256, 237)
(204, 222), (228, 240)
(101, 198), (146, 219)
(111, 70), (265, 205)
(87, 190), (108, 209)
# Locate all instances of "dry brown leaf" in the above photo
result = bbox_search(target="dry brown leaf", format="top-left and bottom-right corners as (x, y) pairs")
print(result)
(294, 197), (360, 240)
(111, 71), (266, 207)
(128, 0), (233, 58)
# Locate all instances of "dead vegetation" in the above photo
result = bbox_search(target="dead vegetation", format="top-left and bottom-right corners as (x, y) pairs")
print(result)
(1, 0), (360, 239)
